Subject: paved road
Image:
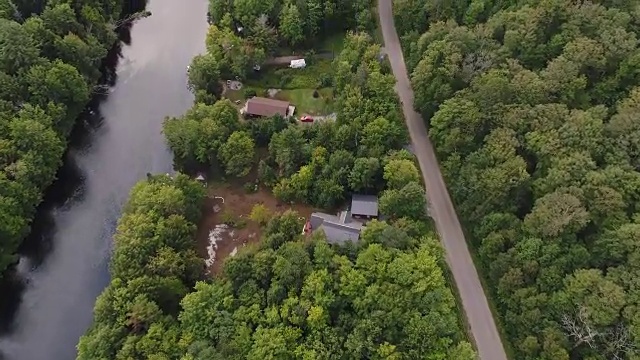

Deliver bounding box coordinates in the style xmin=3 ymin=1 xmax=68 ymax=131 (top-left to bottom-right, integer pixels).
xmin=376 ymin=1 xmax=508 ymax=359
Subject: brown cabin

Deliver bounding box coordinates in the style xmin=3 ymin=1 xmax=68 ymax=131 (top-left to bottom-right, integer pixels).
xmin=243 ymin=97 xmax=291 ymax=118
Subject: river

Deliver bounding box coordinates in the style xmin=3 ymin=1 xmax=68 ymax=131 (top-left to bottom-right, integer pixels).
xmin=0 ymin=1 xmax=209 ymax=359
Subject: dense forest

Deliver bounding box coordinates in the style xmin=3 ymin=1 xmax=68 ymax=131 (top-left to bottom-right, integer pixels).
xmin=397 ymin=0 xmax=640 ymax=358
xmin=0 ymin=0 xmax=128 ymax=278
xmin=206 ymin=0 xmax=375 ymax=48
xmin=77 ymin=174 xmax=474 ymax=359
xmin=76 ymin=174 xmax=207 ymax=359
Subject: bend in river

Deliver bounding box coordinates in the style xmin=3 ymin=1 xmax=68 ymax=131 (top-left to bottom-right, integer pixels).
xmin=0 ymin=0 xmax=209 ymax=359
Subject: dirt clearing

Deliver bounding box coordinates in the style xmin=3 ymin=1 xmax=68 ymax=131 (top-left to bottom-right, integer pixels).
xmin=195 ymin=182 xmax=314 ymax=276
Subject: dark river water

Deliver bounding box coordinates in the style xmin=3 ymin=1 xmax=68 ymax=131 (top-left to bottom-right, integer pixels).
xmin=0 ymin=1 xmax=208 ymax=359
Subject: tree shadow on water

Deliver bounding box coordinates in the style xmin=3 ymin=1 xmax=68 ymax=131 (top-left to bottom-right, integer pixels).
xmin=0 ymin=0 xmax=147 ymax=336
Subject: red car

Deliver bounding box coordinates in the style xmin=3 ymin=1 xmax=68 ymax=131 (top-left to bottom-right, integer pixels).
xmin=300 ymin=115 xmax=314 ymax=122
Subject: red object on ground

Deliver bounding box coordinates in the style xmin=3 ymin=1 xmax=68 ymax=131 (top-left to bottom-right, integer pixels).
xmin=300 ymin=115 xmax=314 ymax=122
xmin=304 ymin=220 xmax=312 ymax=233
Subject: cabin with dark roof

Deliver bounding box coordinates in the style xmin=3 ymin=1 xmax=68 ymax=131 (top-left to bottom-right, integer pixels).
xmin=304 ymin=195 xmax=380 ymax=244
xmin=307 ymin=210 xmax=363 ymax=244
xmin=241 ymin=97 xmax=293 ymax=118
xmin=350 ymin=194 xmax=379 ymax=219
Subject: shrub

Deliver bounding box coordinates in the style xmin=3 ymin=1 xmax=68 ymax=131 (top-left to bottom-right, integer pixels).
xmin=318 ymin=74 xmax=333 ymax=87
xmin=304 ymin=50 xmax=316 ymax=64
xmin=278 ymin=73 xmax=293 ymax=88
xmin=244 ymin=182 xmax=258 ymax=193
xmin=243 ymin=88 xmax=257 ymax=98
xmin=221 ymin=210 xmax=236 ymax=225
xmin=250 ymin=204 xmax=272 ymax=226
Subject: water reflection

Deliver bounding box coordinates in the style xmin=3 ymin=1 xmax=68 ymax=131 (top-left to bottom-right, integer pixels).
xmin=0 ymin=0 xmax=209 ymax=358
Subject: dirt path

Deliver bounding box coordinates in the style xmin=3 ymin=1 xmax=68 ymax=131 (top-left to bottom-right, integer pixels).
xmin=376 ymin=1 xmax=509 ymax=359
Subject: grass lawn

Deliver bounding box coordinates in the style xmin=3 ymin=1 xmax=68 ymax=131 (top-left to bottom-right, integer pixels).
xmin=223 ymin=44 xmax=340 ymax=116
xmin=318 ymin=32 xmax=346 ymax=53
xmin=224 ymin=87 xmax=334 ymax=116
xmin=275 ymin=88 xmax=334 ymax=115
xmin=227 ymin=59 xmax=336 ymax=116
xmin=223 ymin=88 xmax=244 ymax=103
xmin=245 ymin=59 xmax=334 ymax=90
xmin=273 ymin=31 xmax=347 ymax=56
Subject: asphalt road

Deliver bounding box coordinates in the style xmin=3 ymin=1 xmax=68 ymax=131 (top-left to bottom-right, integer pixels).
xmin=376 ymin=1 xmax=509 ymax=359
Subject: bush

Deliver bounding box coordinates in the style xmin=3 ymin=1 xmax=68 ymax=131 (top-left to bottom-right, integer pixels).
xmin=220 ymin=210 xmax=235 ymax=225
xmin=235 ymin=216 xmax=247 ymax=229
xmin=249 ymin=203 xmax=272 ymax=226
xmin=244 ymin=182 xmax=258 ymax=193
xmin=258 ymin=160 xmax=277 ymax=187
xmin=195 ymin=90 xmax=217 ymax=105
xmin=278 ymin=73 xmax=293 ymax=88
xmin=318 ymin=73 xmax=333 ymax=87
xmin=221 ymin=210 xmax=248 ymax=228
xmin=304 ymin=50 xmax=316 ymax=64
xmin=243 ymin=88 xmax=257 ymax=98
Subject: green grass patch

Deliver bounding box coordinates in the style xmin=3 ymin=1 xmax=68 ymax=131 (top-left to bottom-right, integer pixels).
xmin=223 ymin=86 xmax=334 ymax=116
xmin=274 ymin=88 xmax=334 ymax=115
xmin=225 ymin=58 xmax=336 ymax=116
xmin=223 ymin=88 xmax=244 ymax=103
xmin=317 ymin=32 xmax=346 ymax=53
xmin=245 ymin=59 xmax=334 ymax=90
xmin=223 ymin=86 xmax=267 ymax=102
xmin=273 ymin=31 xmax=347 ymax=56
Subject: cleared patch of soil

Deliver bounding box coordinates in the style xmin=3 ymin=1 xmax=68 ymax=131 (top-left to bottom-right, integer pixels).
xmin=195 ymin=182 xmax=314 ymax=276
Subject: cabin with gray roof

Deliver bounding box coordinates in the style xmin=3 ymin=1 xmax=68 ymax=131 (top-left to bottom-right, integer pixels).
xmin=305 ymin=195 xmax=379 ymax=244
xmin=350 ymin=194 xmax=379 ymax=219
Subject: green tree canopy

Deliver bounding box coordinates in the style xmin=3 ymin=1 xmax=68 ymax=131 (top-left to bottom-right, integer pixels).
xmin=219 ymin=130 xmax=255 ymax=177
xmin=402 ymin=0 xmax=640 ymax=357
xmin=0 ymin=0 xmax=129 ymax=278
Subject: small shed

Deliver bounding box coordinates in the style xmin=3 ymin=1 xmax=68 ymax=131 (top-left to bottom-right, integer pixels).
xmin=289 ymin=59 xmax=306 ymax=68
xmin=351 ymin=194 xmax=379 ymax=219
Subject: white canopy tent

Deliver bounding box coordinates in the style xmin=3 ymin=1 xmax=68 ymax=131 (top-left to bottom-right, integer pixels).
xmin=289 ymin=59 xmax=306 ymax=68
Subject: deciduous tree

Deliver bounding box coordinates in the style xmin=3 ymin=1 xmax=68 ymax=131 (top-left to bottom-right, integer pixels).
xmin=219 ymin=131 xmax=255 ymax=177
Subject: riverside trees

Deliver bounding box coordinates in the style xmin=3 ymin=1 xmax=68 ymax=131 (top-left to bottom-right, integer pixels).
xmin=76 ymin=174 xmax=206 ymax=360
xmin=399 ymin=0 xmax=640 ymax=358
xmin=0 ymin=1 xmax=126 ymax=278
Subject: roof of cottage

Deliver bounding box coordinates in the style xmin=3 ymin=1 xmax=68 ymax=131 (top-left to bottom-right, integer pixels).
xmin=245 ymin=97 xmax=290 ymax=117
xmin=351 ymin=194 xmax=379 ymax=217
